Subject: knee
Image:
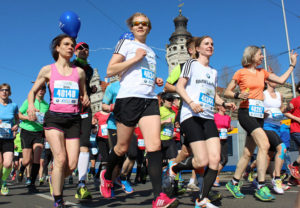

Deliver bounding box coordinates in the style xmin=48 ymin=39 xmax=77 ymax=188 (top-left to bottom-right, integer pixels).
xmin=68 ymin=159 xmax=78 ymax=172
xmin=209 ymin=153 xmax=221 ymax=166
xmin=220 ymin=155 xmax=228 ymax=167
xmin=193 ymin=156 xmax=208 ymax=169
xmin=259 ymin=142 xmax=270 ymax=153
xmin=277 ymin=143 xmax=287 ymax=160
xmin=3 ymin=161 xmax=12 ymax=169
xmin=146 ymin=140 xmax=161 ymax=152
xmin=115 ymin=144 xmax=129 ymax=156
xmin=54 ymin=154 xmax=67 ymax=168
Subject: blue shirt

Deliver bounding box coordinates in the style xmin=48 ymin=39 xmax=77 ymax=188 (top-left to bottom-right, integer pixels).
xmin=102 ymin=81 xmax=120 ymax=130
xmin=0 ymin=99 xmax=18 ymax=139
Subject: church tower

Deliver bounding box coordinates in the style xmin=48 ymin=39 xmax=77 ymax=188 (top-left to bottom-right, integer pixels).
xmin=166 ymin=9 xmax=192 ymax=75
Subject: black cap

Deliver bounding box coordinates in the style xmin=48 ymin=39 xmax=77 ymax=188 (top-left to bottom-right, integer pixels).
xmin=161 ymin=92 xmax=175 ymax=101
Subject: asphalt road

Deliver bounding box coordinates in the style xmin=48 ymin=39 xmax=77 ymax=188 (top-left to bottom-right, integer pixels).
xmin=0 ymin=174 xmax=298 ymax=208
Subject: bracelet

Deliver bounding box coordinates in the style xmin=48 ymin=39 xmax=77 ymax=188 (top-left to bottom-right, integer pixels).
xmin=110 ymin=104 xmax=114 ymax=112
xmin=222 ymin=101 xmax=226 ymax=108
xmin=234 ymin=92 xmax=240 ymax=99
xmin=188 ymin=100 xmax=194 ymax=105
xmin=290 ymin=64 xmax=295 ymax=68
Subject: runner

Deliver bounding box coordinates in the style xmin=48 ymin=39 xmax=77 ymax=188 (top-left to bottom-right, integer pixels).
xmin=100 ymin=12 xmax=178 ymax=207
xmin=26 ymin=34 xmax=90 ymax=208
xmin=11 ymin=131 xmax=22 ymax=182
xmin=170 ymin=35 xmax=236 ymax=208
xmin=72 ymin=41 xmax=97 ymax=200
xmin=0 ymin=83 xmax=19 ymax=195
xmin=18 ymin=84 xmax=49 ymax=193
xmin=224 ymin=46 xmax=298 ymax=201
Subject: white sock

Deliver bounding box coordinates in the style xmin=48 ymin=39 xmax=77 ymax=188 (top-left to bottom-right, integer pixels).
xmin=189 ymin=177 xmax=195 ymax=185
xmin=78 ymin=152 xmax=90 ymax=182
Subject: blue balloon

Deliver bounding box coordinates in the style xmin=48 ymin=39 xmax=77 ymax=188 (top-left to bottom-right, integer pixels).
xmin=119 ymin=32 xmax=134 ymax=40
xmin=59 ymin=11 xmax=81 ymax=38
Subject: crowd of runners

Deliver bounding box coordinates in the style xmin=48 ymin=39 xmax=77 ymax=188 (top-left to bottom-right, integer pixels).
xmin=0 ymin=12 xmax=299 ymax=208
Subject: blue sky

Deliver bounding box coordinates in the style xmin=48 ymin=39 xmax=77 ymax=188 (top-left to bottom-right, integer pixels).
xmin=1 ymin=0 xmax=300 ymax=107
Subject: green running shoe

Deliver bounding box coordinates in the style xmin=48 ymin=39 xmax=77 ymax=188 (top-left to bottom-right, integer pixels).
xmin=254 ymin=186 xmax=274 ymax=201
xmin=75 ymin=186 xmax=92 ymax=200
xmin=1 ymin=183 xmax=9 ymax=195
xmin=226 ymin=181 xmax=245 ymax=199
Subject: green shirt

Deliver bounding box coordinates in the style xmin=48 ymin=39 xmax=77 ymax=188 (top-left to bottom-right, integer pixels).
xmin=19 ymin=99 xmax=49 ymax=132
xmin=160 ymin=106 xmax=176 ymax=141
xmin=14 ymin=132 xmax=22 ymax=153
xmin=166 ymin=64 xmax=181 ymax=85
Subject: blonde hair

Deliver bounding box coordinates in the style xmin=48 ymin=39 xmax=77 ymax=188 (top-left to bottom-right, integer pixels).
xmin=241 ymin=46 xmax=260 ymax=67
xmin=0 ymin=83 xmax=11 ymax=96
xmin=126 ymin=12 xmax=152 ymax=31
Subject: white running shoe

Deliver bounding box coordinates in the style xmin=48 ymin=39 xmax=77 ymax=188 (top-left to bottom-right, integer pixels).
xmin=272 ymin=178 xmax=284 ymax=194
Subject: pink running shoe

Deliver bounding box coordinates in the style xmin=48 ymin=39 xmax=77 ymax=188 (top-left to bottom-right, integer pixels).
xmin=152 ymin=192 xmax=178 ymax=208
xmin=100 ymin=169 xmax=113 ymax=198
xmin=288 ymin=164 xmax=300 ymax=180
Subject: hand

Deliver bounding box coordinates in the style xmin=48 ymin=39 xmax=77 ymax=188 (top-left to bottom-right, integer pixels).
xmin=135 ymin=48 xmax=147 ymax=62
xmin=91 ymin=85 xmax=97 ymax=93
xmin=155 ymin=77 xmax=164 ymax=87
xmin=11 ymin=124 xmax=18 ymax=131
xmin=290 ymin=50 xmax=298 ymax=66
xmin=189 ymin=102 xmax=204 ymax=113
xmin=27 ymin=106 xmax=38 ymax=121
xmin=239 ymin=91 xmax=249 ymax=100
xmin=224 ymin=102 xmax=237 ymax=111
xmin=165 ymin=117 xmax=172 ymax=124
xmin=80 ymin=95 xmax=90 ymax=107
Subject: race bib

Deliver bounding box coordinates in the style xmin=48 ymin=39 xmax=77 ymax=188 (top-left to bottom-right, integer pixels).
xmin=90 ymin=134 xmax=96 ymax=142
xmin=35 ymin=112 xmax=45 ymax=124
xmin=80 ymin=113 xmax=88 ymax=119
xmin=0 ymin=123 xmax=12 ymax=138
xmin=141 ymin=68 xmax=155 ymax=86
xmin=270 ymin=108 xmax=284 ymax=120
xmin=162 ymin=123 xmax=174 ymax=137
xmin=45 ymin=141 xmax=50 ymax=149
xmin=53 ymin=80 xmax=79 ymax=105
xmin=199 ymin=92 xmax=215 ymax=111
xmin=14 ymin=152 xmax=19 ymax=156
xmin=91 ymin=147 xmax=98 ymax=155
xmin=249 ymin=99 xmax=264 ymax=118
xmin=138 ymin=139 xmax=145 ymax=147
xmin=101 ymin=124 xmax=108 ymax=136
xmin=219 ymin=128 xmax=228 ymax=139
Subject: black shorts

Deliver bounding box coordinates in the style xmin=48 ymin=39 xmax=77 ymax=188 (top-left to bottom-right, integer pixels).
xmin=181 ymin=116 xmax=219 ymax=146
xmin=175 ymin=140 xmax=182 ymax=151
xmin=97 ymin=137 xmax=109 ymax=163
xmin=220 ymin=139 xmax=228 ymax=167
xmin=44 ymin=111 xmax=81 ymax=139
xmin=265 ymin=130 xmax=283 ymax=152
xmin=238 ymin=108 xmax=264 ymax=135
xmin=80 ymin=107 xmax=92 ymax=148
xmin=13 ymin=152 xmax=22 ymax=161
xmin=114 ymin=98 xmax=160 ymax=127
xmin=0 ymin=139 xmax=14 ymax=153
xmin=20 ymin=129 xmax=44 ymax=149
xmin=161 ymin=139 xmax=178 ymax=160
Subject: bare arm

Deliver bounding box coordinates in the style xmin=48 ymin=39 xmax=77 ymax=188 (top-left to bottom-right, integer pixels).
xmin=18 ymin=111 xmax=29 ymax=121
xmin=78 ymin=67 xmax=90 ymax=107
xmin=102 ymin=103 xmax=111 ymax=113
xmin=224 ymin=79 xmax=249 ymax=100
xmin=164 ymin=82 xmax=177 ymax=93
xmin=11 ymin=113 xmax=19 ymax=132
xmin=106 ymin=48 xmax=146 ymax=77
xmin=215 ymin=93 xmax=237 ymax=111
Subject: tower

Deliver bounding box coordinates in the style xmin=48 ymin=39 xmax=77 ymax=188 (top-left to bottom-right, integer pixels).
xmin=90 ymin=68 xmax=104 ymax=115
xmin=166 ymin=9 xmax=192 ymax=75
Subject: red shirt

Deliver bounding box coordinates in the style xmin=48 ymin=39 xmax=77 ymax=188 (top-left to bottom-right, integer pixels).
xmin=172 ymin=105 xmax=180 ymax=141
xmin=93 ymin=111 xmax=110 ymax=138
xmin=289 ymin=96 xmax=300 ymax=133
xmin=214 ymin=113 xmax=231 ymax=130
xmin=135 ymin=127 xmax=145 ymax=150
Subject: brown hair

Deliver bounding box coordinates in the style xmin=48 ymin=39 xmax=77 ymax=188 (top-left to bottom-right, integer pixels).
xmin=50 ymin=34 xmax=76 ymax=61
xmin=194 ymin=35 xmax=212 ymax=59
xmin=0 ymin=83 xmax=11 ymax=96
xmin=186 ymin=37 xmax=199 ymax=55
xmin=126 ymin=12 xmax=152 ymax=31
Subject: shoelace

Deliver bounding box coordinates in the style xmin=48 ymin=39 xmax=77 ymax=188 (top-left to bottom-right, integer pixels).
xmin=276 ymin=180 xmax=282 ymax=188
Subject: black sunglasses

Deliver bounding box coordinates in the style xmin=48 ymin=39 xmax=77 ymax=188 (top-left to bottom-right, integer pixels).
xmin=77 ymin=44 xmax=89 ymax=50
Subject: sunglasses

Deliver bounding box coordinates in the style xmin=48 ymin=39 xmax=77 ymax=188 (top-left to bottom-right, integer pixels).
xmin=166 ymin=98 xmax=174 ymax=102
xmin=77 ymin=44 xmax=89 ymax=50
xmin=132 ymin=21 xmax=149 ymax=27
xmin=0 ymin=89 xmax=9 ymax=92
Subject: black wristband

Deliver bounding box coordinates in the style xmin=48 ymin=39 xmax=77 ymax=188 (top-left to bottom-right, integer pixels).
xmin=234 ymin=92 xmax=240 ymax=99
xmin=290 ymin=64 xmax=295 ymax=68
xmin=222 ymin=101 xmax=226 ymax=108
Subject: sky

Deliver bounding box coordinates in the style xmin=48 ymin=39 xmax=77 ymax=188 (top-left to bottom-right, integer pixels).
xmin=1 ymin=0 xmax=300 ymax=107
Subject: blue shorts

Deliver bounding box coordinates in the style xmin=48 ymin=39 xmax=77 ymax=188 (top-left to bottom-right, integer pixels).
xmin=291 ymin=132 xmax=300 ymax=147
xmin=263 ymin=122 xmax=280 ymax=137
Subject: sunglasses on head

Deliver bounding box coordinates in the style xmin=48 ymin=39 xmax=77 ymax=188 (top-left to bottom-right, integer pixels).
xmin=132 ymin=21 xmax=149 ymax=27
xmin=77 ymin=44 xmax=89 ymax=50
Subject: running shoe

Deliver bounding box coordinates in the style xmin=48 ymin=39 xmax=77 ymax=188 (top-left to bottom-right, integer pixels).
xmin=280 ymin=172 xmax=288 ymax=182
xmin=176 ymin=182 xmax=186 ymax=195
xmin=272 ymin=178 xmax=284 ymax=194
xmin=247 ymin=170 xmax=255 ymax=182
xmin=49 ymin=176 xmax=53 ymax=196
xmin=17 ymin=171 xmax=24 ymax=183
xmin=187 ymin=183 xmax=200 ymax=192
xmin=213 ymin=176 xmax=220 ymax=187
xmin=287 ymin=176 xmax=300 ymax=186
xmin=195 ymin=198 xmax=218 ymax=208
xmin=11 ymin=172 xmax=17 ymax=181
xmin=53 ymin=199 xmax=65 ymax=208
xmin=100 ymin=169 xmax=113 ymax=198
xmin=168 ymin=161 xmax=177 ymax=179
xmin=254 ymin=186 xmax=274 ymax=201
xmin=282 ymin=183 xmax=291 ymax=191
xmin=39 ymin=177 xmax=45 ymax=186
xmin=26 ymin=178 xmax=32 ymax=185
xmin=1 ymin=183 xmax=9 ymax=195
xmin=75 ymin=185 xmax=92 ymax=199
xmin=225 ymin=181 xmax=245 ymax=199
xmin=114 ymin=177 xmax=122 ymax=187
xmin=252 ymin=178 xmax=258 ymax=189
xmin=288 ymin=164 xmax=300 ymax=180
xmin=121 ymin=180 xmax=134 ymax=194
xmin=208 ymin=190 xmax=223 ymax=202
xmin=27 ymin=184 xmax=39 ymax=194
xmin=152 ymin=192 xmax=178 ymax=208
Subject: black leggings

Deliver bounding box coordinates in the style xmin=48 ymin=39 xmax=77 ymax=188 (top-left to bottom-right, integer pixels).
xmin=43 ymin=149 xmax=53 ymax=176
xmin=220 ymin=140 xmax=228 ymax=167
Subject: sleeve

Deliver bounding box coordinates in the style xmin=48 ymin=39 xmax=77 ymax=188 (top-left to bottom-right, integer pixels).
xmin=14 ymin=104 xmax=19 ymax=116
xmin=102 ymin=85 xmax=113 ymax=105
xmin=19 ymin=100 xmax=28 ymax=114
xmin=263 ymin=69 xmax=270 ymax=80
xmin=180 ymin=59 xmax=194 ymax=79
xmin=113 ymin=39 xmax=129 ymax=57
xmin=232 ymin=70 xmax=240 ymax=84
xmin=166 ymin=64 xmax=181 ymax=84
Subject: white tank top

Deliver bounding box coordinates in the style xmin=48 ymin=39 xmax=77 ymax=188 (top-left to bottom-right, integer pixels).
xmin=263 ymin=90 xmax=283 ymax=126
